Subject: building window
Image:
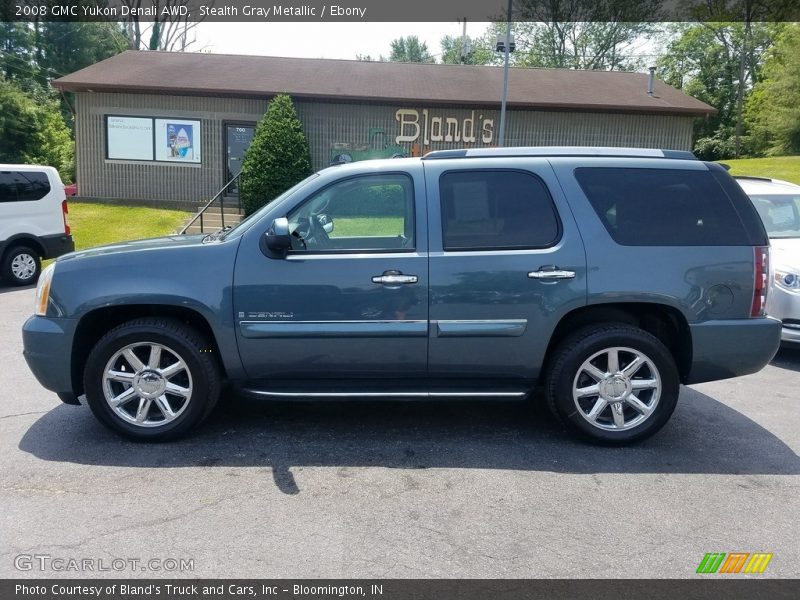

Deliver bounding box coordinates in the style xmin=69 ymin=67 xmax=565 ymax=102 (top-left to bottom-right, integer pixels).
xmin=105 ymin=115 xmax=201 ymax=164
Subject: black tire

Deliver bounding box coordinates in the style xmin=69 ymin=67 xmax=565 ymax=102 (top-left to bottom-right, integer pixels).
xmin=83 ymin=318 xmax=221 ymax=442
xmin=544 ymin=324 xmax=679 ymax=445
xmin=1 ymin=245 xmax=41 ymax=286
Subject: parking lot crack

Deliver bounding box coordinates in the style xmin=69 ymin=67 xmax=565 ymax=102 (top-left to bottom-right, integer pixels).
xmin=4 ymin=493 xmax=240 ymax=556
xmin=0 ymin=410 xmax=48 ymax=420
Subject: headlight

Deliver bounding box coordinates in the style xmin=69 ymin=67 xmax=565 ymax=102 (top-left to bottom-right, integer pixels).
xmin=774 ymin=268 xmax=800 ymax=292
xmin=34 ymin=263 xmax=55 ymax=316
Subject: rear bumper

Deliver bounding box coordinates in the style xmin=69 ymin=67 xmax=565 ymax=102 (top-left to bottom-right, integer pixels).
xmin=40 ymin=234 xmax=74 ymax=259
xmin=686 ymin=317 xmax=782 ymax=384
xmin=22 ymin=315 xmax=78 ymax=394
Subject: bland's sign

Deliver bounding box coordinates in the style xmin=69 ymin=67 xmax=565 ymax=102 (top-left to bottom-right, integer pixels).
xmin=395 ymin=109 xmax=495 ymax=146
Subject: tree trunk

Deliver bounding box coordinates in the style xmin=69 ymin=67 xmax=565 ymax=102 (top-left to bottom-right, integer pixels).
xmin=735 ymin=3 xmax=753 ymax=157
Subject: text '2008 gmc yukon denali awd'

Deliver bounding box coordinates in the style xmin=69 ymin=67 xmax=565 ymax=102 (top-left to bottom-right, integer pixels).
xmin=22 ymin=147 xmax=781 ymax=444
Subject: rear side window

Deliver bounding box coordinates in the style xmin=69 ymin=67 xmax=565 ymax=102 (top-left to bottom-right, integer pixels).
xmin=574 ymin=167 xmax=750 ymax=246
xmin=440 ymin=170 xmax=560 ymax=251
xmin=0 ymin=171 xmax=51 ymax=203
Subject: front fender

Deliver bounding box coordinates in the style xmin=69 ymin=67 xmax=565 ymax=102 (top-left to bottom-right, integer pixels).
xmin=48 ymin=237 xmax=245 ymax=380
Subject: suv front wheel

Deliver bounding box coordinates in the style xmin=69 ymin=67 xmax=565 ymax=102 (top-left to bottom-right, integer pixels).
xmin=83 ymin=318 xmax=221 ymax=441
xmin=544 ymin=324 xmax=679 ymax=444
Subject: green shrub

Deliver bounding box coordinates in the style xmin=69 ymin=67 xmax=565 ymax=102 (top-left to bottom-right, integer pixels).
xmin=0 ymin=78 xmax=73 ymax=182
xmin=239 ymin=94 xmax=312 ymax=215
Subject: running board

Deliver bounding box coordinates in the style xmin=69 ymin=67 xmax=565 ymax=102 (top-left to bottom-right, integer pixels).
xmin=238 ymin=380 xmax=531 ymax=400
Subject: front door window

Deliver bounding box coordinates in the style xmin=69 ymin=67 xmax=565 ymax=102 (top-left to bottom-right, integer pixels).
xmin=286 ymin=174 xmax=415 ymax=252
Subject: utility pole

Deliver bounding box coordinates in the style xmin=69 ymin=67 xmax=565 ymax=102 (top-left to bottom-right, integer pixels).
xmin=498 ymin=0 xmax=513 ymax=147
xmin=460 ymin=18 xmax=468 ymax=64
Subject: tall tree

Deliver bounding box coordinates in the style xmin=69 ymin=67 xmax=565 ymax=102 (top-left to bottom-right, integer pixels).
xmin=0 ymin=23 xmax=36 ymax=87
xmin=0 ymin=21 xmax=126 ymax=127
xmin=36 ymin=22 xmax=127 ymax=81
xmin=439 ymin=34 xmax=495 ymax=65
xmin=670 ymin=0 xmax=787 ymax=156
xmin=120 ymin=0 xmax=212 ymax=51
xmin=0 ymin=78 xmax=73 ymax=181
xmin=508 ymin=0 xmax=662 ymax=71
xmin=388 ymin=36 xmax=435 ymax=63
xmin=745 ymin=24 xmax=800 ymax=155
xmin=657 ymin=21 xmax=780 ymax=159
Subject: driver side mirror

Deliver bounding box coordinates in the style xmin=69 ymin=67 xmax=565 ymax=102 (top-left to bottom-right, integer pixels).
xmin=263 ymin=217 xmax=292 ymax=253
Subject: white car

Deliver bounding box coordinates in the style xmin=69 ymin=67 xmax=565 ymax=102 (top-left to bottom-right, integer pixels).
xmin=737 ymin=176 xmax=800 ymax=344
xmin=0 ymin=165 xmax=74 ymax=286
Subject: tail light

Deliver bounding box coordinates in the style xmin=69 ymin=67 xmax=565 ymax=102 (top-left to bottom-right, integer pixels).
xmin=751 ymin=246 xmax=769 ymax=317
xmin=62 ymin=200 xmax=70 ymax=235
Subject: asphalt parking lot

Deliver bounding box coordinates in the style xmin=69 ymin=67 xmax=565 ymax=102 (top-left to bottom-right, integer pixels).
xmin=1 ymin=284 xmax=798 ymax=579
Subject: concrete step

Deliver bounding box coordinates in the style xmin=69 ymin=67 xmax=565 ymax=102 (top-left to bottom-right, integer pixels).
xmin=195 ymin=204 xmax=244 ymax=216
xmin=178 ymin=198 xmax=246 ymax=235
xmin=188 ymin=213 xmax=244 ymax=224
xmin=179 ymin=215 xmax=243 ymax=235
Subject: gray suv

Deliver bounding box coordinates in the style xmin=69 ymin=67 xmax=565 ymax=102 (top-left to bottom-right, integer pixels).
xmin=22 ymin=147 xmax=781 ymax=444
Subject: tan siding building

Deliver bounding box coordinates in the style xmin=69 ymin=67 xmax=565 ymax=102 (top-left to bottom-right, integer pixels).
xmin=56 ymin=51 xmax=714 ymax=207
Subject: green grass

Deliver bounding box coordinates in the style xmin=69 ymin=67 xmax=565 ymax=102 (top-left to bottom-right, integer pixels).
xmin=718 ymin=156 xmax=800 ymax=184
xmin=43 ymin=202 xmax=190 ymax=267
xmin=67 ymin=202 xmax=191 ymax=251
xmin=332 ymin=216 xmax=404 ymax=237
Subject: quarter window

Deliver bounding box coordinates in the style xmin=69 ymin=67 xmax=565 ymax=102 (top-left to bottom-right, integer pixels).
xmin=575 ymin=167 xmax=750 ymax=246
xmin=439 ymin=170 xmax=560 ymax=251
xmin=0 ymin=171 xmax=51 ymax=203
xmin=287 ymin=174 xmax=415 ymax=252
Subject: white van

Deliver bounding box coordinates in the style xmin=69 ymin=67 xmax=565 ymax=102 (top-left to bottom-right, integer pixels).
xmin=0 ymin=165 xmax=74 ymax=286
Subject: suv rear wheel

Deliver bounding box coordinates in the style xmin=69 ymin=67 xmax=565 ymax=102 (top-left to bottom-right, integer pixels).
xmin=544 ymin=324 xmax=679 ymax=444
xmin=2 ymin=245 xmax=41 ymax=286
xmin=83 ymin=318 xmax=221 ymax=441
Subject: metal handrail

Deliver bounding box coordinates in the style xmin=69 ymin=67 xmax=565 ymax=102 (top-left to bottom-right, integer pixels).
xmin=180 ymin=173 xmax=242 ymax=235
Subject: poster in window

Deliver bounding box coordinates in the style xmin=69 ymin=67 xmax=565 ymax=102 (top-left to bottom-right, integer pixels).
xmin=106 ymin=116 xmax=154 ymax=161
xmin=155 ymin=119 xmax=201 ymax=163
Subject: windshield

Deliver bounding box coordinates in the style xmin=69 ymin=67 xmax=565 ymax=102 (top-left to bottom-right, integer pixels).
xmin=749 ymin=194 xmax=800 ymax=239
xmin=219 ymin=173 xmax=320 ymax=240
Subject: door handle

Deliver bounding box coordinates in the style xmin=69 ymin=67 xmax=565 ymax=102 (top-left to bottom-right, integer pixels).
xmin=528 ymin=268 xmax=576 ymax=280
xmin=372 ymin=273 xmax=418 ymax=285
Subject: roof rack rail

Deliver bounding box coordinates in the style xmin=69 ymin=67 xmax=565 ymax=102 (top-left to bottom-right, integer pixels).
xmin=422 ymin=146 xmax=697 ymax=161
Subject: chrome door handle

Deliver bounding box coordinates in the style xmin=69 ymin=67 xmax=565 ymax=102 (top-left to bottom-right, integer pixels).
xmin=528 ymin=269 xmax=576 ymax=280
xmin=372 ymin=274 xmax=418 ymax=285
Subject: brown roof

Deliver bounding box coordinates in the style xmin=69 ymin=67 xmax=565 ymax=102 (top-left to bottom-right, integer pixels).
xmin=53 ymin=50 xmax=715 ymax=116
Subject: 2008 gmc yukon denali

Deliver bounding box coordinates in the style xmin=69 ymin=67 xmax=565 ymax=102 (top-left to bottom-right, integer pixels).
xmin=22 ymin=147 xmax=781 ymax=444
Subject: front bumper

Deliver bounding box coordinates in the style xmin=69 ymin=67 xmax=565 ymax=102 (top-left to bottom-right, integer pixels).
xmin=22 ymin=315 xmax=78 ymax=394
xmin=686 ymin=317 xmax=782 ymax=384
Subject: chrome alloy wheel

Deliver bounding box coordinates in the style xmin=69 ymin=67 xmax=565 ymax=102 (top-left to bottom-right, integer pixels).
xmin=11 ymin=253 xmax=37 ymax=280
xmin=102 ymin=342 xmax=193 ymax=428
xmin=572 ymin=346 xmax=661 ymax=431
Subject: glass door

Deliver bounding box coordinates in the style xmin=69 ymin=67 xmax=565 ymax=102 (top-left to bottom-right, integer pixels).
xmin=226 ymin=124 xmax=256 ymax=194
